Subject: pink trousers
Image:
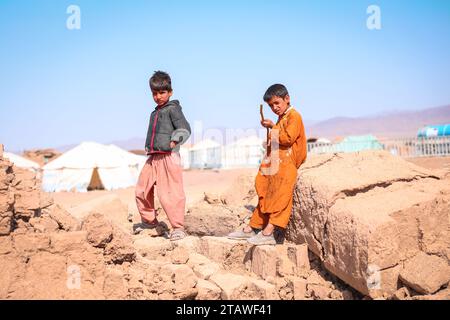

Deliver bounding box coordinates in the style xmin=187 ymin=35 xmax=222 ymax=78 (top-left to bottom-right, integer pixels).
xmin=135 ymin=152 xmax=185 ymax=229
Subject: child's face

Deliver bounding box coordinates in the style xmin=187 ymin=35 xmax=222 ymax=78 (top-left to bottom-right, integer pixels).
xmin=267 ymin=95 xmax=290 ymax=116
xmin=152 ymin=90 xmax=173 ymax=107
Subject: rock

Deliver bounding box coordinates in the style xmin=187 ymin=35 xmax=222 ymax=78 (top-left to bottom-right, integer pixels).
xmin=12 ymin=233 xmax=51 ymax=256
xmin=286 ymin=151 xmax=450 ymax=298
xmin=29 ymin=216 xmax=60 ymax=233
xmin=82 ymin=212 xmax=114 ymax=248
xmin=308 ymin=284 xmax=332 ymax=300
xmin=175 ymin=236 xmax=201 ymax=253
xmin=134 ymin=236 xmax=174 ymax=261
xmin=0 ymin=210 xmax=14 ymax=236
xmin=187 ymin=253 xmax=213 ymax=268
xmin=411 ymin=287 xmax=450 ymax=300
xmin=12 ymin=219 xmax=33 ymax=234
xmin=0 ymin=190 xmax=14 ymax=235
xmin=12 ymin=251 xmax=69 ymax=299
xmin=39 ymin=191 xmax=53 ymax=209
xmin=64 ymin=249 xmax=107 ymax=299
xmin=171 ymin=246 xmax=189 ymax=264
xmin=193 ymin=262 xmax=221 ymax=280
xmin=45 ymin=204 xmax=80 ymax=231
xmin=200 ymin=236 xmax=253 ymax=272
xmin=399 ymin=252 xmax=450 ymax=295
xmin=0 ymin=254 xmax=26 ymax=298
xmin=185 ymin=203 xmax=240 ymax=236
xmin=389 ymin=287 xmax=411 ymax=300
xmin=306 ymin=270 xmax=328 ymax=285
xmin=342 ymin=289 xmax=354 ymax=300
xmin=293 ymin=279 xmax=307 ymax=300
xmin=203 ymin=192 xmax=225 ymax=205
xmin=12 ymin=169 xmax=41 ymax=219
xmin=248 ymin=278 xmax=279 ymax=300
xmin=209 ymin=272 xmax=277 ymax=300
xmin=103 ymin=267 xmax=128 ymax=299
xmin=251 ymin=243 xmax=310 ymax=280
xmin=0 ymin=236 xmax=13 ymax=255
xmin=330 ymin=289 xmax=344 ymax=300
xmin=104 ymin=227 xmax=136 ymax=264
xmin=155 ymin=264 xmax=198 ymax=300
xmin=210 ymin=272 xmax=249 ymax=300
xmin=275 ymin=278 xmax=294 ymax=300
xmin=49 ymin=231 xmax=88 ymax=254
xmin=196 ymin=279 xmax=222 ymax=300
xmin=250 ymin=246 xmax=277 ymax=279
xmin=0 ymin=156 xmax=137 ymax=300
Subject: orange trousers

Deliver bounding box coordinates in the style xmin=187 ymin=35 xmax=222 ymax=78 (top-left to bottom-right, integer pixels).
xmin=249 ymin=154 xmax=298 ymax=229
xmin=135 ymin=152 xmax=185 ymax=229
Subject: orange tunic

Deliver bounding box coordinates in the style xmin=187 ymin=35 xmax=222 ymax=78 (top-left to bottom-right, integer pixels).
xmin=249 ymin=107 xmax=307 ymax=229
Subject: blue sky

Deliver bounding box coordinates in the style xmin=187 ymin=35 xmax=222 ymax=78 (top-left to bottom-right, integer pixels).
xmin=1 ymin=0 xmax=450 ymax=151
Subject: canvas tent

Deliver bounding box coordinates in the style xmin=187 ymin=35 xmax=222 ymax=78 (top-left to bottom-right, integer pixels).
xmin=189 ymin=139 xmax=222 ymax=169
xmin=42 ymin=142 xmax=147 ymax=192
xmin=3 ymin=152 xmax=40 ymax=172
xmin=222 ymin=136 xmax=264 ymax=169
xmin=179 ymin=145 xmax=191 ymax=170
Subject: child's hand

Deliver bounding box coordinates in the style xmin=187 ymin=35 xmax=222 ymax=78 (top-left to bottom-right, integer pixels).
xmin=170 ymin=141 xmax=177 ymax=149
xmin=261 ymin=119 xmax=274 ymax=129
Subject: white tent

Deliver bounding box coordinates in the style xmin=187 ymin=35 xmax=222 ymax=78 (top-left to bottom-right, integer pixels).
xmin=189 ymin=139 xmax=222 ymax=169
xmin=3 ymin=152 xmax=40 ymax=172
xmin=222 ymin=136 xmax=264 ymax=169
xmin=42 ymin=142 xmax=147 ymax=192
xmin=178 ymin=145 xmax=191 ymax=170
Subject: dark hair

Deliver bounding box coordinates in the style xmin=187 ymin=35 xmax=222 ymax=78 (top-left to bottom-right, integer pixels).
xmin=263 ymin=84 xmax=289 ymax=102
xmin=149 ymin=71 xmax=172 ymax=92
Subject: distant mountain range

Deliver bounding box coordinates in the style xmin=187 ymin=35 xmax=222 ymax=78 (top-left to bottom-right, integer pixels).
xmin=50 ymin=105 xmax=450 ymax=152
xmin=306 ymin=105 xmax=450 ymax=139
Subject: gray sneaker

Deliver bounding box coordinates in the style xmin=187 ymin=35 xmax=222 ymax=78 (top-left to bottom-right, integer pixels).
xmin=227 ymin=229 xmax=257 ymax=240
xmin=247 ymin=232 xmax=276 ymax=246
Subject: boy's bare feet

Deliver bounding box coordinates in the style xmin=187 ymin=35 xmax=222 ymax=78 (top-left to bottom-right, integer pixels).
xmin=262 ymin=223 xmax=275 ymax=236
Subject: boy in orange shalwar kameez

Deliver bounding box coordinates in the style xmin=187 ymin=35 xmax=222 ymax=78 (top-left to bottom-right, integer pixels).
xmin=228 ymin=84 xmax=307 ymax=245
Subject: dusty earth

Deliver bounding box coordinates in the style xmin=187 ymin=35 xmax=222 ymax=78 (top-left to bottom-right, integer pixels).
xmin=406 ymin=156 xmax=450 ymax=171
xmin=1 ymin=146 xmax=449 ymax=300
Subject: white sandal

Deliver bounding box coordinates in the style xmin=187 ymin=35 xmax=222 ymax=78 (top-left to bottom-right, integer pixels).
xmin=170 ymin=229 xmax=187 ymax=241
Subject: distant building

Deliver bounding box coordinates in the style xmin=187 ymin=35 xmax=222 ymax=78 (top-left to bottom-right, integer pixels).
xmin=222 ymin=135 xmax=264 ymax=169
xmin=188 ymin=139 xmax=222 ymax=169
xmin=417 ymin=124 xmax=450 ymax=138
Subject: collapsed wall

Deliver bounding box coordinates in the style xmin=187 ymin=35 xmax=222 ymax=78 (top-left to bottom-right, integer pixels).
xmin=287 ymin=151 xmax=450 ymax=298
xmin=2 ymin=144 xmax=448 ymax=300
xmin=0 ymin=146 xmax=351 ymax=300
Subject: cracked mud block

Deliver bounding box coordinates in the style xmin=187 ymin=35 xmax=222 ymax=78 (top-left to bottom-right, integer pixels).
xmin=286 ymin=151 xmax=450 ymax=298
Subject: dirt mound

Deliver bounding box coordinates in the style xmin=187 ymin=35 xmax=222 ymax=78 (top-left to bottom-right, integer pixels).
xmin=287 ymin=151 xmax=450 ymax=299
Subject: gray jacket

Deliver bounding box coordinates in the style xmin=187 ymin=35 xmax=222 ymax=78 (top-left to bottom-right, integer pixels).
xmin=145 ymin=100 xmax=191 ymax=154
